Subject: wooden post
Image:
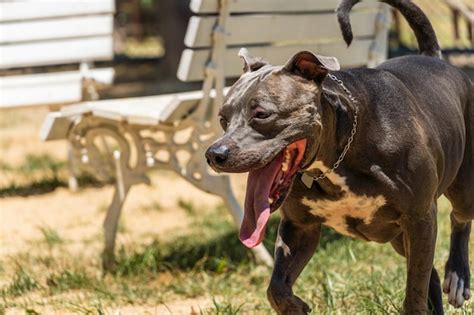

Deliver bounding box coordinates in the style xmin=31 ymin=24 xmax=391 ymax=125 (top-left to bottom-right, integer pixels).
xmin=368 ymin=3 xmax=392 ymax=68
xmin=452 ymin=8 xmax=460 ymax=40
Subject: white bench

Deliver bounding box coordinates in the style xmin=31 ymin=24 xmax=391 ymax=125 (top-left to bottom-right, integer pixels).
xmin=41 ymin=0 xmax=391 ymax=270
xmin=0 ymin=0 xmax=115 ymax=108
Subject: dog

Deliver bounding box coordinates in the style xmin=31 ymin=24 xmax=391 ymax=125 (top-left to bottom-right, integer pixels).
xmin=205 ymin=0 xmax=473 ymax=313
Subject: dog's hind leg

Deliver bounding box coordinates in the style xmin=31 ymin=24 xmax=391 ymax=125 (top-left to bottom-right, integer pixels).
xmin=267 ymin=217 xmax=321 ymax=315
xmin=443 ymin=95 xmax=473 ymax=308
xmin=391 ymin=234 xmax=444 ymax=315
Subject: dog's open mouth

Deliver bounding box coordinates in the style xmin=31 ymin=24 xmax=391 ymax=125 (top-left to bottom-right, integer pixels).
xmin=240 ymin=139 xmax=307 ymax=248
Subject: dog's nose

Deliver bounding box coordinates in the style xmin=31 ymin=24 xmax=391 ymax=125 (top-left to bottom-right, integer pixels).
xmin=206 ymin=145 xmax=230 ymax=166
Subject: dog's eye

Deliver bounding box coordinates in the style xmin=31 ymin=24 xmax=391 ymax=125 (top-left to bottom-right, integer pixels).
xmin=254 ymin=111 xmax=271 ymax=120
xmin=219 ymin=116 xmax=228 ymax=130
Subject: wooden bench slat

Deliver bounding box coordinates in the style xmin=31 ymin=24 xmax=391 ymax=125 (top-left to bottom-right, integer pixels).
xmin=0 ymin=15 xmax=113 ymax=44
xmin=1 ymin=71 xmax=81 ymax=108
xmin=178 ymin=39 xmax=374 ymax=82
xmin=40 ymin=87 xmax=231 ymax=140
xmin=89 ymin=91 xmax=211 ymax=125
xmin=40 ymin=91 xmax=204 ymax=141
xmin=185 ymin=11 xmax=377 ymax=48
xmin=0 ymin=68 xmax=114 ymax=108
xmin=190 ymin=0 xmax=378 ymax=14
xmin=40 ymin=112 xmax=74 ymax=141
xmin=0 ymin=0 xmax=114 ymax=22
xmin=0 ymin=36 xmax=113 ymax=69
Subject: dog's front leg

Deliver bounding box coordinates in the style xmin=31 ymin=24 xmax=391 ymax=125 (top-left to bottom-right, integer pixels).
xmin=402 ymin=203 xmax=438 ymax=315
xmin=267 ymin=216 xmax=321 ymax=315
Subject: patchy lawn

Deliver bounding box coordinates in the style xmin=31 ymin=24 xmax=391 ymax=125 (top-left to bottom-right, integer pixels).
xmin=1 ymin=109 xmax=473 ymax=315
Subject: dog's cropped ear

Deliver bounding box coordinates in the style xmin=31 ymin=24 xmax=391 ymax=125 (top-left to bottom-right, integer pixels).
xmin=284 ymin=51 xmax=340 ymax=83
xmin=238 ymin=48 xmax=269 ymax=73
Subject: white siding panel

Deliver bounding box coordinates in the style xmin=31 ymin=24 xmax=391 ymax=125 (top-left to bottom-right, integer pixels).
xmin=0 ymin=0 xmax=114 ymax=22
xmin=0 ymin=15 xmax=113 ymax=44
xmin=190 ymin=0 xmax=378 ymax=14
xmin=0 ymin=36 xmax=113 ymax=68
xmin=178 ymin=39 xmax=373 ymax=81
xmin=185 ymin=11 xmax=377 ymax=48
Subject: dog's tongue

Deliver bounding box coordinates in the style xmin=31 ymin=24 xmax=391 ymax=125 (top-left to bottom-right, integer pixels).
xmin=240 ymin=153 xmax=283 ymax=248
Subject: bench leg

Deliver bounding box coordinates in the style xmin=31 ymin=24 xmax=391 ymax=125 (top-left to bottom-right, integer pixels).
xmin=67 ymin=144 xmax=79 ymax=192
xmin=102 ymin=151 xmax=131 ymax=272
xmin=220 ymin=179 xmax=274 ymax=267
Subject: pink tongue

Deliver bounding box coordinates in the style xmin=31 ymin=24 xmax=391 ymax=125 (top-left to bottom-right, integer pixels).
xmin=240 ymin=153 xmax=283 ymax=248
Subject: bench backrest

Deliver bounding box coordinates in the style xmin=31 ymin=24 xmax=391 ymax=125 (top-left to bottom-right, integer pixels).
xmin=0 ymin=0 xmax=115 ymax=108
xmin=0 ymin=0 xmax=114 ymax=69
xmin=178 ymin=0 xmax=390 ymax=82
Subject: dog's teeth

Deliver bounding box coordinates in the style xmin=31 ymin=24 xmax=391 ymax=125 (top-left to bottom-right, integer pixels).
xmin=281 ymin=162 xmax=289 ymax=172
xmin=268 ymin=198 xmax=274 ymax=204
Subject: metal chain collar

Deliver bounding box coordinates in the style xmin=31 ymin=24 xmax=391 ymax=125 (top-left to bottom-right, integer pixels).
xmin=303 ymin=73 xmax=359 ymax=183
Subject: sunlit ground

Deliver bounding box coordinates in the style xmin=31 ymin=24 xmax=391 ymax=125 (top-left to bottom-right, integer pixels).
xmin=1 ymin=108 xmax=473 ymax=314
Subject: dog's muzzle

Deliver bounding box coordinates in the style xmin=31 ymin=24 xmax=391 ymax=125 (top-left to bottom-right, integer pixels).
xmin=205 ymin=144 xmax=230 ymax=168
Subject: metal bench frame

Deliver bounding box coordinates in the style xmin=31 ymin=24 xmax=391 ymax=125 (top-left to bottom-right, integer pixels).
xmin=41 ymin=0 xmax=392 ymax=271
xmin=56 ymin=0 xmax=273 ymax=270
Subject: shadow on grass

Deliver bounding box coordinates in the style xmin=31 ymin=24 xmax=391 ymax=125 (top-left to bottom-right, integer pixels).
xmin=0 ymin=153 xmax=108 ymax=198
xmin=0 ymin=175 xmax=109 ymax=198
xmin=115 ymin=216 xmax=342 ymax=276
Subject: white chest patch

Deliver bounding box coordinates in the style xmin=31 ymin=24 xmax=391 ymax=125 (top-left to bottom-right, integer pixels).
xmin=302 ymin=161 xmax=386 ymax=237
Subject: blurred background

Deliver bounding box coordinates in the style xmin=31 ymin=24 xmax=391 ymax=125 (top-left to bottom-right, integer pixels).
xmin=90 ymin=0 xmax=474 ymax=97
xmin=0 ymin=0 xmax=473 ymax=314
xmin=108 ymin=0 xmax=474 ymax=96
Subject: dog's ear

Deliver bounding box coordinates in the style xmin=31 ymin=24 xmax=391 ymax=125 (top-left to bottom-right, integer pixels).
xmin=238 ymin=48 xmax=269 ymax=73
xmin=284 ymin=51 xmax=340 ymax=83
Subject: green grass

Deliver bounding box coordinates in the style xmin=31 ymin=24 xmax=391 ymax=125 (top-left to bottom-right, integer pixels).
xmin=206 ymin=298 xmax=246 ymax=315
xmin=18 ymin=154 xmax=65 ymax=175
xmin=1 ymin=269 xmax=39 ymax=297
xmin=139 ymin=200 xmax=164 ymax=213
xmin=38 ymin=226 xmax=64 ymax=247
xmin=117 ymin=219 xmax=128 ymax=234
xmin=178 ymin=198 xmax=198 ymax=215
xmin=46 ymin=270 xmax=95 ymax=294
xmin=24 ymin=308 xmax=41 ymax=315
xmin=0 ymin=153 xmax=103 ymax=197
xmin=1 ymin=199 xmax=473 ymax=314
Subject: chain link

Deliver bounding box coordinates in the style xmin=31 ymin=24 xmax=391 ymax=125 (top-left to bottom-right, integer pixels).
xmin=307 ymin=73 xmax=359 ymax=181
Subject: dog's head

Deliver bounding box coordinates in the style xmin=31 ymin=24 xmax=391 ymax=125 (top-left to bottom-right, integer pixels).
xmin=205 ymin=49 xmax=340 ymax=247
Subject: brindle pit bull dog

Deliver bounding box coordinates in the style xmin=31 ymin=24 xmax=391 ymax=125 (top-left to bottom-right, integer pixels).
xmin=205 ymin=0 xmax=473 ymax=313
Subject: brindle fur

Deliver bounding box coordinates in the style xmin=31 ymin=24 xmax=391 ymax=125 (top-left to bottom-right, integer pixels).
xmin=205 ymin=0 xmax=473 ymax=314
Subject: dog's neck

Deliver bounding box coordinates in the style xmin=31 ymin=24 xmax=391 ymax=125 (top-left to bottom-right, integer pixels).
xmin=304 ymin=78 xmax=358 ymax=174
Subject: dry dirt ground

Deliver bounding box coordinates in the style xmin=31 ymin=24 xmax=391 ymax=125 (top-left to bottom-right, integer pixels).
xmin=0 ymin=108 xmax=249 ymax=314
xmin=1 ymin=108 xmax=473 ymax=315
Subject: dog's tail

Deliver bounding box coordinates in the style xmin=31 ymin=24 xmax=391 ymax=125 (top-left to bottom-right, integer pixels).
xmin=337 ymin=0 xmax=441 ymax=58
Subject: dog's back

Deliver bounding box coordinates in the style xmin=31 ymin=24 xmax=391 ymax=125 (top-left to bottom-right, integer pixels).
xmin=337 ymin=0 xmax=473 ymax=194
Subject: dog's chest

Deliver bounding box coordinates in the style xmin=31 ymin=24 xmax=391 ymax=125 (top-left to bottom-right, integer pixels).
xmin=301 ymin=161 xmax=386 ymax=238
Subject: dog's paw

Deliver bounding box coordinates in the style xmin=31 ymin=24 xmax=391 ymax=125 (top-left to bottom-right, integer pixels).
xmin=278 ymin=295 xmax=311 ymax=315
xmin=443 ymin=271 xmax=471 ymax=308
xmin=268 ymin=288 xmax=311 ymax=315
